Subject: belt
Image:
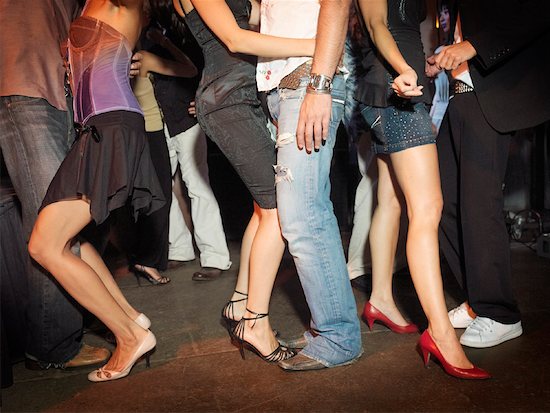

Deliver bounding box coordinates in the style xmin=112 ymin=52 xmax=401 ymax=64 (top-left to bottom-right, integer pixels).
xmin=279 ymin=60 xmax=313 ymax=90
xmin=451 ymin=80 xmax=474 ymax=94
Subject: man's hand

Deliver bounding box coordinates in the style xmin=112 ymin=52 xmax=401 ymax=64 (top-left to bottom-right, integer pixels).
xmin=130 ymin=52 xmax=143 ymax=78
xmin=432 ymin=41 xmax=477 ymax=71
xmin=296 ymin=93 xmax=332 ymax=152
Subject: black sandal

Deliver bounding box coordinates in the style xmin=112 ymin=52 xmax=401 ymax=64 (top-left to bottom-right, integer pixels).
xmin=233 ymin=308 xmax=297 ymax=363
xmin=132 ymin=265 xmax=171 ymax=286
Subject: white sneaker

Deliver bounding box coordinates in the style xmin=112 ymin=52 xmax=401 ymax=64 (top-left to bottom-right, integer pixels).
xmin=460 ymin=317 xmax=523 ymax=348
xmin=448 ymin=302 xmax=475 ymax=328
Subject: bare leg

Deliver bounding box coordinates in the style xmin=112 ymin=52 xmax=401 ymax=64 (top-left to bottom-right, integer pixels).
xmin=368 ymin=156 xmax=410 ymax=326
xmin=29 ymin=200 xmax=150 ymax=372
xmin=241 ymin=203 xmax=286 ymax=355
xmin=80 ymin=242 xmax=142 ymax=321
xmin=390 ymin=144 xmax=472 ymax=369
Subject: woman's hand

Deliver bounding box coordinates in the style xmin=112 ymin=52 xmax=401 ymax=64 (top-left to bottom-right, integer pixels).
xmin=391 ymin=68 xmax=423 ymax=98
xmin=188 ymin=101 xmax=197 ymax=117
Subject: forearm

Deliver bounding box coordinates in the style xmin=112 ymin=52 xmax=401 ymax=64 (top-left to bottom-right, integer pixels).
xmin=368 ymin=21 xmax=412 ymax=74
xmin=310 ymin=0 xmax=351 ymax=77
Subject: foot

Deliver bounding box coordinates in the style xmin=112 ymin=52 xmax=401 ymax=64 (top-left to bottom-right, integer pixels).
xmin=429 ymin=327 xmax=474 ymax=370
xmin=88 ymin=330 xmax=155 ymax=382
xmin=239 ymin=314 xmax=281 ymax=357
xmin=367 ymin=298 xmax=411 ymax=328
xmin=278 ymin=353 xmax=326 ymax=371
xmin=134 ymin=265 xmax=171 ymax=285
xmin=460 ymin=317 xmax=522 ymax=348
xmin=448 ymin=302 xmax=476 ymax=329
xmin=192 ymin=267 xmax=223 ymax=281
xmin=25 ymin=344 xmax=111 ymax=371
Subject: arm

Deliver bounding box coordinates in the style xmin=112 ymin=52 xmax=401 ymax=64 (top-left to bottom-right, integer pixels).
xmin=135 ymin=50 xmax=198 ymax=78
xmin=248 ymin=0 xmax=260 ymax=31
xmin=358 ymin=0 xmax=422 ymax=96
xmin=145 ymin=27 xmax=198 ymax=74
xmin=180 ymin=0 xmax=315 ymax=58
xmin=296 ymin=0 xmax=351 ymax=152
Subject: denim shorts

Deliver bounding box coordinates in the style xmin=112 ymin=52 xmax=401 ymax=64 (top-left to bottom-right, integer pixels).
xmin=360 ymin=101 xmax=435 ymax=154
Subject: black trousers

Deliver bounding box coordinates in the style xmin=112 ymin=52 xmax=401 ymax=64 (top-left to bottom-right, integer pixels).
xmin=131 ymin=130 xmax=172 ymax=271
xmin=437 ymin=92 xmax=521 ymax=324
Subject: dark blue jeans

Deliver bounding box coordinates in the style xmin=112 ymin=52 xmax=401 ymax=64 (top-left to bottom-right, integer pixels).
xmin=0 ymin=96 xmax=82 ymax=364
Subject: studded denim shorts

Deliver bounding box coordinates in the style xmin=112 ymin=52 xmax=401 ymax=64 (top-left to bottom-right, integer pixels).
xmin=360 ymin=101 xmax=435 ymax=154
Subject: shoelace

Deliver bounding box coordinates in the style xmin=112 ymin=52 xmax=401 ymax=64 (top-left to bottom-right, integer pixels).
xmin=468 ymin=317 xmax=494 ymax=333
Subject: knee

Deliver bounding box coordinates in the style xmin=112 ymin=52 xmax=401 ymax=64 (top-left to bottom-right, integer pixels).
xmin=377 ymin=193 xmax=402 ymax=218
xmin=408 ymin=196 xmax=443 ymax=226
xmin=28 ymin=229 xmax=49 ymax=266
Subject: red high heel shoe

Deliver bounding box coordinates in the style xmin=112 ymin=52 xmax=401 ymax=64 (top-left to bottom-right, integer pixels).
xmin=418 ymin=330 xmax=491 ymax=380
xmin=362 ymin=302 xmax=419 ymax=334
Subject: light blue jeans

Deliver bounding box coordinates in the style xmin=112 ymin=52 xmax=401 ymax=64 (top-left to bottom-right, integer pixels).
xmin=268 ymin=76 xmax=362 ymax=367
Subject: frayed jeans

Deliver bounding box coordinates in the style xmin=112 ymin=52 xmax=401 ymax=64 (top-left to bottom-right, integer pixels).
xmin=267 ymin=76 xmax=362 ymax=366
xmin=0 ymin=96 xmax=82 ymax=364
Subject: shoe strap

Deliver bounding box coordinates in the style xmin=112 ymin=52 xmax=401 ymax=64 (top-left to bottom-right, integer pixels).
xmin=242 ymin=308 xmax=268 ymax=328
xmin=222 ymin=290 xmax=248 ymax=321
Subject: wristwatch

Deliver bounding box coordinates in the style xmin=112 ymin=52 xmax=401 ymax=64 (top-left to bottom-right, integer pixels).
xmin=306 ymin=73 xmax=333 ymax=95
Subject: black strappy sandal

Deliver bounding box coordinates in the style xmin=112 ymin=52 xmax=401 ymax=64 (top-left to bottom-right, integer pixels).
xmin=233 ymin=308 xmax=297 ymax=363
xmin=132 ymin=265 xmax=171 ymax=286
xmin=221 ymin=290 xmax=248 ymax=336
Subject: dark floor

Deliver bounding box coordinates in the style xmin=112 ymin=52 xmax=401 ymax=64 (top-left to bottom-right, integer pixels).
xmin=2 ymin=238 xmax=550 ymax=412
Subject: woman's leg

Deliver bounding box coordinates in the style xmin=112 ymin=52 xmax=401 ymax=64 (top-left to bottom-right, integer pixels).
xmin=368 ymin=155 xmax=410 ymax=326
xmin=239 ymin=203 xmax=285 ymax=355
xmin=29 ymin=199 xmax=150 ymax=372
xmin=79 ymin=242 xmax=142 ymax=321
xmin=390 ymin=144 xmax=473 ymax=368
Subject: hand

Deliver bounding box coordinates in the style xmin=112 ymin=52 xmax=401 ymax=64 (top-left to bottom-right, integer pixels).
xmin=391 ymin=68 xmax=423 ymax=98
xmin=433 ymin=41 xmax=477 ymax=71
xmin=296 ymin=92 xmax=332 ymax=152
xmin=425 ymin=56 xmax=442 ymax=78
xmin=188 ymin=101 xmax=197 ymax=117
xmin=130 ymin=52 xmax=143 ymax=78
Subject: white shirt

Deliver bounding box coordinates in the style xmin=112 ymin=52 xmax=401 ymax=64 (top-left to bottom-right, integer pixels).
xmin=452 ymin=16 xmax=474 ymax=88
xmin=256 ymin=0 xmax=320 ymax=92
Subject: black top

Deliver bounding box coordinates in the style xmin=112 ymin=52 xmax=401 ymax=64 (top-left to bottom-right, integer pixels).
xmin=355 ymin=0 xmax=431 ymax=107
xmin=183 ymin=0 xmax=259 ymax=116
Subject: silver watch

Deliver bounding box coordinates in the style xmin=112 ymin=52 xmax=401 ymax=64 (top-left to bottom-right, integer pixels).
xmin=307 ymin=73 xmax=333 ymax=94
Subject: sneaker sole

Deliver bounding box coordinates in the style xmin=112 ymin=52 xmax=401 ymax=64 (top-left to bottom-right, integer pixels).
xmin=460 ymin=327 xmax=523 ymax=348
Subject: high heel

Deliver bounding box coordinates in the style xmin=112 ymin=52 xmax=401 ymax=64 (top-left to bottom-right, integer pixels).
xmin=132 ymin=265 xmax=170 ymax=286
xmin=87 ymin=331 xmax=157 ymax=382
xmin=134 ymin=313 xmax=151 ymax=330
xmin=362 ymin=301 xmax=419 ymax=334
xmin=418 ymin=330 xmax=491 ymax=380
xmin=232 ymin=308 xmax=297 ymax=363
xmin=221 ymin=290 xmax=248 ymax=335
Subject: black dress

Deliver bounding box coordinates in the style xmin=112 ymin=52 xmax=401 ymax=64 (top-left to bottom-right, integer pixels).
xmin=183 ymin=0 xmax=277 ymax=209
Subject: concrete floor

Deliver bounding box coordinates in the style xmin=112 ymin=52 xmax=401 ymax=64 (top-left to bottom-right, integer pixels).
xmin=2 ymin=240 xmax=550 ymax=412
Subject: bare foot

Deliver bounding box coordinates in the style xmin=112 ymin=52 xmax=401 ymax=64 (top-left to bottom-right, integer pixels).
xmin=239 ymin=315 xmax=280 ymax=356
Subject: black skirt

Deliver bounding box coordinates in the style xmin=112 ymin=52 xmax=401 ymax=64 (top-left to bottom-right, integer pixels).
xmin=40 ymin=111 xmax=165 ymax=225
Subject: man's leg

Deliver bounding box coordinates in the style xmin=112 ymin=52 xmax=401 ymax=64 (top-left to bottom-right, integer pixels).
xmin=172 ymin=124 xmax=231 ymax=271
xmin=451 ymin=94 xmax=520 ymax=325
xmin=0 ymin=96 xmax=82 ymax=364
xmin=273 ymin=77 xmax=362 ymax=367
xmin=165 ymin=128 xmax=196 ymax=263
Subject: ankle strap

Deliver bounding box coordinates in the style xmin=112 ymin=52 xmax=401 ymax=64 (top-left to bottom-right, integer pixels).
xmin=242 ymin=308 xmax=268 ymax=328
xmin=234 ymin=290 xmax=248 ymax=297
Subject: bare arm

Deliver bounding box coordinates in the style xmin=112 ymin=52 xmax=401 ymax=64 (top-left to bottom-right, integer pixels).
xmin=296 ymin=0 xmax=351 ymax=152
xmin=175 ymin=0 xmax=315 ymax=58
xmin=145 ymin=28 xmax=198 ymax=75
xmin=134 ymin=50 xmax=198 ymax=78
xmin=358 ymin=0 xmax=422 ymax=97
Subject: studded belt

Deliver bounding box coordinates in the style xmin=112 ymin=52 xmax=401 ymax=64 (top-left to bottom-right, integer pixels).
xmin=451 ymin=80 xmax=474 ymax=94
xmin=278 ymin=60 xmax=313 ymax=90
